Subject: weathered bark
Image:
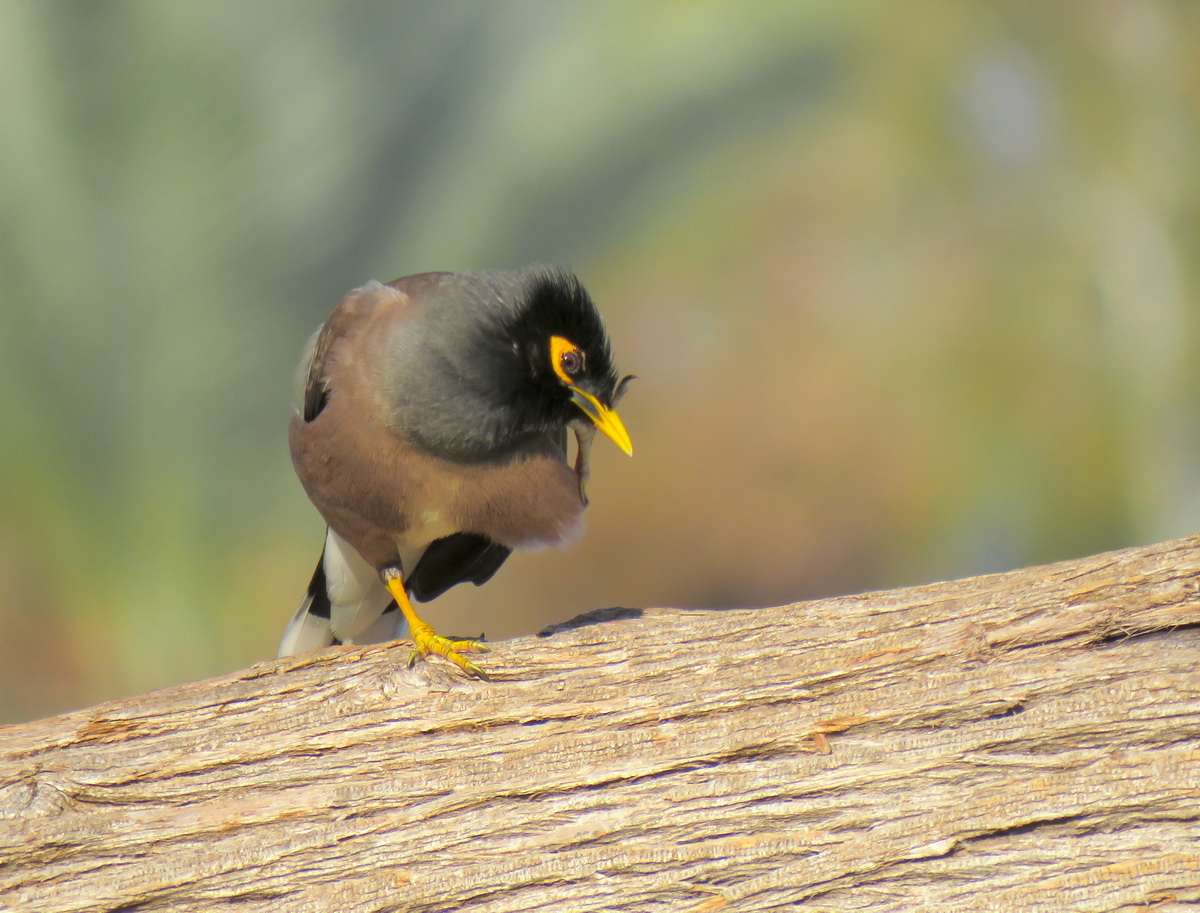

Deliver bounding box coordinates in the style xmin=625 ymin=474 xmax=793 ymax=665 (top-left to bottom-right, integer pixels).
xmin=2 ymin=536 xmax=1199 ymax=912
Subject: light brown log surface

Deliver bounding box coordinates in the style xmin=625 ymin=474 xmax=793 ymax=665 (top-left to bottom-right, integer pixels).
xmin=2 ymin=536 xmax=1200 ymax=912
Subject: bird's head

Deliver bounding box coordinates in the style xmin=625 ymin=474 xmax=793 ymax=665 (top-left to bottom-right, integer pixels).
xmin=384 ymin=267 xmax=633 ymax=462
xmin=497 ymin=269 xmax=633 ymax=456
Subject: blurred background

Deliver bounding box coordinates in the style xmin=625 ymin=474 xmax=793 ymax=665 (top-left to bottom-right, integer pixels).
xmin=3 ymin=1 xmax=1199 ymax=722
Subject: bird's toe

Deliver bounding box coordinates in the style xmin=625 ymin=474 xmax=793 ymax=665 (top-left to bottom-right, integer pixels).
xmin=407 ymin=624 xmax=490 ymax=677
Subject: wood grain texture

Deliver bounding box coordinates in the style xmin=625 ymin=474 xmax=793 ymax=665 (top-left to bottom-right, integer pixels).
xmin=3 ymin=536 xmax=1200 ymax=912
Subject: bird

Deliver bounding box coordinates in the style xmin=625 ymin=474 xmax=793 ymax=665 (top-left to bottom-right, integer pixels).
xmin=279 ymin=266 xmax=633 ymax=675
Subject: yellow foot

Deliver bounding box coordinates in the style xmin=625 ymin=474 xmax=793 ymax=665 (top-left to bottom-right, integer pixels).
xmin=407 ymin=622 xmax=490 ymax=677
xmin=381 ymin=571 xmax=489 ymax=677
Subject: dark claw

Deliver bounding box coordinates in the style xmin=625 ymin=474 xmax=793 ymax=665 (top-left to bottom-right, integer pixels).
xmin=571 ymin=420 xmax=597 ymax=506
xmin=612 ymin=374 xmax=636 ymax=406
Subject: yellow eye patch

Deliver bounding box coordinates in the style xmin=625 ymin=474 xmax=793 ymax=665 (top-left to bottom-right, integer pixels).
xmin=550 ymin=335 xmax=584 ymax=384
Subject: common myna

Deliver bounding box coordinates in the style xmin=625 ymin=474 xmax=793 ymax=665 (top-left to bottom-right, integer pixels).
xmin=279 ymin=267 xmax=633 ymax=675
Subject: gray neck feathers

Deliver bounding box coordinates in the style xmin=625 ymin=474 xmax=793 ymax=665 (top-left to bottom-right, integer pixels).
xmin=382 ymin=272 xmax=541 ymax=462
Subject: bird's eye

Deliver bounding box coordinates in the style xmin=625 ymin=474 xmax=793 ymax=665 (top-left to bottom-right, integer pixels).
xmin=560 ymin=349 xmax=583 ymax=376
xmin=550 ymin=335 xmax=585 ymax=384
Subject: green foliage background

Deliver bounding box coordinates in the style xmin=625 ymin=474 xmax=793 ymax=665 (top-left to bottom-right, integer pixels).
xmin=3 ymin=1 xmax=1199 ymax=721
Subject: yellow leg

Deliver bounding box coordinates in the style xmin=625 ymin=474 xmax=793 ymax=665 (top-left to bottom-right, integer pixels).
xmin=383 ymin=573 xmax=489 ymax=677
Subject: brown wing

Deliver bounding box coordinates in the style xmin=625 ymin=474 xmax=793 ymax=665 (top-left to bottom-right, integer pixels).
xmin=300 ymin=323 xmax=336 ymax=422
xmin=298 ymin=281 xmax=408 ymax=423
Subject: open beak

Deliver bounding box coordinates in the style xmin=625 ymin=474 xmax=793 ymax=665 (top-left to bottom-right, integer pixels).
xmin=569 ymin=386 xmax=633 ymax=456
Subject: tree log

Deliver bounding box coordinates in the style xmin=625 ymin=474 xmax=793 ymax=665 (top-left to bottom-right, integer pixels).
xmin=2 ymin=536 xmax=1199 ymax=912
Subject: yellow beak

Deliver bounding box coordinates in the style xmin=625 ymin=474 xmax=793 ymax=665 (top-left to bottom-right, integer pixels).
xmin=569 ymin=386 xmax=633 ymax=456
